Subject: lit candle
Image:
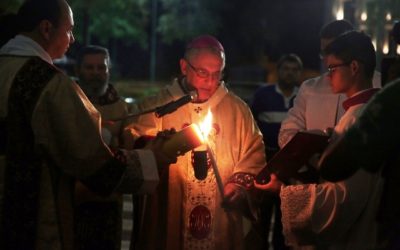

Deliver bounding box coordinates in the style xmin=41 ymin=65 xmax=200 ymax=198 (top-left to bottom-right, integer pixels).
xmin=206 ymin=144 xmax=225 ymax=199
xmin=197 ymin=109 xmax=225 ymax=198
xmin=161 ymin=110 xmax=225 ymax=197
xmin=161 ymin=124 xmax=203 ymax=157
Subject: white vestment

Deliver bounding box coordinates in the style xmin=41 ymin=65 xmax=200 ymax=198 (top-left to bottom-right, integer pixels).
xmin=128 ymin=80 xmax=266 ymax=249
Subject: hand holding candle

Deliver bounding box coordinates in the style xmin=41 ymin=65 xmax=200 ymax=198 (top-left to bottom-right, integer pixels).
xmin=145 ymin=129 xmax=179 ymax=169
xmin=151 ymin=109 xmax=225 ymax=198
xmin=157 ymin=109 xmax=211 ymax=159
xmin=159 ymin=124 xmax=204 ymax=158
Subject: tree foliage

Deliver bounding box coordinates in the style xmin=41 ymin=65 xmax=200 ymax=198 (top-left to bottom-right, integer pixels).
xmin=0 ymin=0 xmax=224 ymax=48
xmin=157 ymin=0 xmax=222 ymax=43
xmin=68 ymin=0 xmax=223 ymax=48
xmin=0 ymin=0 xmax=23 ymax=14
xmin=69 ymin=0 xmax=150 ymax=48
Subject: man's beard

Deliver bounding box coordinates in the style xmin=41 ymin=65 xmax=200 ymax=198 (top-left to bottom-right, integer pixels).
xmin=279 ymin=79 xmax=297 ymax=89
xmin=80 ymin=78 xmax=109 ymax=98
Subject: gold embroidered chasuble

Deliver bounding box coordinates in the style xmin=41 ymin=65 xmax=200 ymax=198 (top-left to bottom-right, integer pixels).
xmin=131 ymin=81 xmax=266 ymax=249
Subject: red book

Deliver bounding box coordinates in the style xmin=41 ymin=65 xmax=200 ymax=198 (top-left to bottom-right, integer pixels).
xmin=255 ymin=131 xmax=330 ymax=184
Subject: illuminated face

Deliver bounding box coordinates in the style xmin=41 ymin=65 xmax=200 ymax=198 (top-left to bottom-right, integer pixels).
xmin=77 ymin=53 xmax=110 ymax=97
xmin=48 ymin=2 xmax=75 ymax=59
xmin=325 ymin=54 xmax=354 ymax=96
xmin=180 ymin=50 xmax=224 ymax=102
xmin=277 ymin=61 xmax=302 ymax=87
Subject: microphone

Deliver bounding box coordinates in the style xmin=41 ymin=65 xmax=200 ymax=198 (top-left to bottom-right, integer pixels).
xmin=155 ymin=91 xmax=198 ymax=118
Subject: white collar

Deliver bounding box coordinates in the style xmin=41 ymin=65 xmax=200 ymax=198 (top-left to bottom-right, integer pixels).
xmin=0 ymin=35 xmax=53 ymax=65
xmin=189 ymin=82 xmax=228 ymax=109
xmin=275 ymin=84 xmax=298 ymax=109
xmin=274 ymin=84 xmax=298 ymax=99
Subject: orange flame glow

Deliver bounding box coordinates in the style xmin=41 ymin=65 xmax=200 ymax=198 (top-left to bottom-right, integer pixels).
xmin=199 ymin=109 xmax=212 ymax=138
xmin=192 ymin=109 xmax=213 ymax=143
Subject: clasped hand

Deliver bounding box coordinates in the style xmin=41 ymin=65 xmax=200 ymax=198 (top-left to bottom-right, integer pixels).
xmin=222 ymin=183 xmax=247 ymax=211
xmin=253 ymin=174 xmax=283 ymax=195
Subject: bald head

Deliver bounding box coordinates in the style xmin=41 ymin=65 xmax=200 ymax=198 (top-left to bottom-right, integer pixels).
xmin=16 ymin=0 xmax=75 ymax=59
xmin=184 ymin=35 xmax=225 ymax=68
xmin=186 ymin=35 xmax=225 ymax=52
xmin=17 ymin=0 xmax=67 ymax=32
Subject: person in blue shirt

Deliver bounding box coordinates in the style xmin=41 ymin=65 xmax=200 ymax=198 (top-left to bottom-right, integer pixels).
xmin=251 ymin=53 xmax=303 ymax=250
xmin=252 ymin=54 xmax=303 ymax=159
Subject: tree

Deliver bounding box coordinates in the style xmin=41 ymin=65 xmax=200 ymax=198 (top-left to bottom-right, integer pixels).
xmin=157 ymin=0 xmax=222 ymax=43
xmin=0 ymin=0 xmax=23 ymax=14
xmin=69 ymin=0 xmax=150 ymax=48
xmin=69 ymin=0 xmax=222 ymax=48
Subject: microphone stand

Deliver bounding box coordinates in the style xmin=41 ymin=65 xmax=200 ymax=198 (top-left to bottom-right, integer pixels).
xmin=111 ymin=92 xmax=197 ymax=121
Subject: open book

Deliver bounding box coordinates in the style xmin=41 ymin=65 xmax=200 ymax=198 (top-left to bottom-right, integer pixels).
xmin=255 ymin=131 xmax=330 ymax=184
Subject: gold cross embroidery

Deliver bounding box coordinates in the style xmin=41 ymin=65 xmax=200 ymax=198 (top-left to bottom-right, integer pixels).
xmin=194 ymin=106 xmax=202 ymax=114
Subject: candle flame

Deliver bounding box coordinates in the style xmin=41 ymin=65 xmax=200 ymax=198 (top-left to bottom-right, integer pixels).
xmin=192 ymin=124 xmax=205 ymax=144
xmin=192 ymin=109 xmax=213 ymax=143
xmin=199 ymin=109 xmax=212 ymax=139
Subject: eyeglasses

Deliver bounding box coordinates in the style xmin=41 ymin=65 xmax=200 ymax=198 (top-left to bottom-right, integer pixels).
xmin=185 ymin=60 xmax=223 ymax=80
xmin=327 ymin=62 xmax=350 ymax=75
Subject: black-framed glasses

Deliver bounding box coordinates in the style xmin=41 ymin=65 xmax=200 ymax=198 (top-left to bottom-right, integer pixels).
xmin=185 ymin=60 xmax=223 ymax=80
xmin=327 ymin=62 xmax=350 ymax=75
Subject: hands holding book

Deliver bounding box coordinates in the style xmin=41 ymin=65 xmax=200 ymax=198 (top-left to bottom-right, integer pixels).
xmin=253 ymin=173 xmax=283 ymax=195
xmin=253 ymin=129 xmax=332 ymax=192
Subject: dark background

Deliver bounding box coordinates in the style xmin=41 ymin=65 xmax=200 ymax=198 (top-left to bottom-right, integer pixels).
xmin=0 ymin=0 xmax=341 ymax=89
xmin=65 ymin=0 xmax=327 ymax=83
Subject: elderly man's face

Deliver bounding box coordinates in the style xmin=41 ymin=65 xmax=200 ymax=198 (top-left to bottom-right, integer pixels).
xmin=77 ymin=53 xmax=110 ymax=97
xmin=180 ymin=50 xmax=224 ymax=102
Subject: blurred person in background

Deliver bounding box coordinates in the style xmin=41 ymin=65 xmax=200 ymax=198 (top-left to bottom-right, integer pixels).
xmin=251 ymin=53 xmax=303 ymax=250
xmin=252 ymin=53 xmax=303 ymax=159
xmin=74 ymin=45 xmax=134 ymax=250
